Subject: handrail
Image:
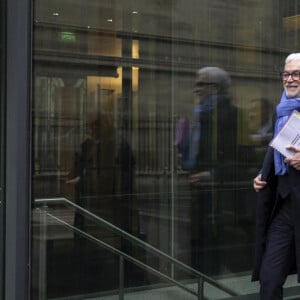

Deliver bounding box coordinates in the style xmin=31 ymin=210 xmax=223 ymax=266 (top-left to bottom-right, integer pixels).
xmin=45 ymin=212 xmax=201 ymax=299
xmin=35 ymin=197 xmax=239 ymax=298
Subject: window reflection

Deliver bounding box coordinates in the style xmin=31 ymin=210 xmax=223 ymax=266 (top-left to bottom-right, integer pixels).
xmin=32 ymin=0 xmax=300 ymax=299
xmin=175 ymin=66 xmax=239 ymax=275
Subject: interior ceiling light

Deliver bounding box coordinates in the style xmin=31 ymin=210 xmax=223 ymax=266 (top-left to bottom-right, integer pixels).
xmin=107 ymin=18 xmax=113 ymax=22
xmin=52 ymin=12 xmax=60 ymax=16
xmin=132 ymin=11 xmax=138 ymax=14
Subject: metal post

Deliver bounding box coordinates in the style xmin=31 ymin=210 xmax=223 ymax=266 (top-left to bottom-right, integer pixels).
xmin=198 ymin=277 xmax=204 ymax=300
xmin=119 ymin=255 xmax=125 ymax=300
xmin=38 ymin=207 xmax=48 ymax=300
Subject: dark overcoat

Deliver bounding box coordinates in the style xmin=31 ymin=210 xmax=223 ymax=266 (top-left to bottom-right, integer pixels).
xmin=252 ymin=146 xmax=300 ymax=282
xmin=196 ymin=96 xmax=238 ymax=179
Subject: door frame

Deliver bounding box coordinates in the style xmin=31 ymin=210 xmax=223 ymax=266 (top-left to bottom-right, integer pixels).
xmin=5 ymin=0 xmax=32 ymax=299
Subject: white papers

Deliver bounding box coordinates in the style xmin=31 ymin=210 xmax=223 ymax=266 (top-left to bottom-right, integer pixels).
xmin=269 ymin=110 xmax=300 ymax=157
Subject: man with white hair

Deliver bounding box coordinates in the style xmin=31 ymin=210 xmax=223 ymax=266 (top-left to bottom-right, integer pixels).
xmin=186 ymin=66 xmax=238 ymax=274
xmin=253 ymin=53 xmax=300 ymax=299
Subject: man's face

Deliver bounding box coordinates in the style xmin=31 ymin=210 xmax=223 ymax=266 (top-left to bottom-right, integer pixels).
xmin=194 ymin=74 xmax=216 ymax=103
xmin=283 ymin=60 xmax=300 ymax=98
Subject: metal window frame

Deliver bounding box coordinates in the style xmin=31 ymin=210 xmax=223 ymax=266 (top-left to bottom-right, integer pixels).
xmin=5 ymin=0 xmax=32 ymax=298
xmin=0 ymin=0 xmax=5 ymax=299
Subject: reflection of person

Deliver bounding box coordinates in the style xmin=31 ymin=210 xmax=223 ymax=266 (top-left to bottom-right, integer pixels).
xmin=66 ymin=118 xmax=103 ymax=232
xmin=185 ymin=67 xmax=238 ymax=274
xmin=66 ymin=117 xmax=116 ymax=231
xmin=189 ymin=67 xmax=238 ymax=182
xmin=252 ymin=53 xmax=300 ymax=300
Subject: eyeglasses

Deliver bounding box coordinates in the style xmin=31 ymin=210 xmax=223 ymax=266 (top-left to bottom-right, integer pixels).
xmin=195 ymin=82 xmax=215 ymax=88
xmin=280 ymin=71 xmax=300 ymax=81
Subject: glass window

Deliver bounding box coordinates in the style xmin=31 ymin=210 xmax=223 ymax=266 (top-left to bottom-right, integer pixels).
xmin=31 ymin=0 xmax=300 ymax=299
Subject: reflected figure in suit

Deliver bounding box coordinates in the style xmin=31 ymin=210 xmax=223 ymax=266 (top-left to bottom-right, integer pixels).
xmin=66 ymin=118 xmax=102 ymax=232
xmin=66 ymin=116 xmax=116 ymax=235
xmin=66 ymin=116 xmax=118 ymax=289
xmin=180 ymin=67 xmax=238 ymax=274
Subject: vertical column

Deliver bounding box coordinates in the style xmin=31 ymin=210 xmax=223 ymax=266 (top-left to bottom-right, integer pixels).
xmin=5 ymin=0 xmax=31 ymax=299
xmin=119 ymin=34 xmax=133 ymax=234
xmin=0 ymin=0 xmax=5 ymax=299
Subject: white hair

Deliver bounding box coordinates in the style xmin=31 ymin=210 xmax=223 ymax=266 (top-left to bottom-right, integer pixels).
xmin=285 ymin=53 xmax=300 ymax=64
xmin=196 ymin=66 xmax=231 ymax=94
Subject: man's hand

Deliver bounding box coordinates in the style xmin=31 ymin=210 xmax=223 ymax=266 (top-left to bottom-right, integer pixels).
xmin=285 ymin=145 xmax=300 ymax=170
xmin=66 ymin=176 xmax=81 ymax=184
xmin=189 ymin=171 xmax=211 ymax=186
xmin=253 ymin=174 xmax=267 ymax=192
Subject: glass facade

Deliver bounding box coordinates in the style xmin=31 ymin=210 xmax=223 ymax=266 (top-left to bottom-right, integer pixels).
xmin=30 ymin=0 xmax=300 ymax=299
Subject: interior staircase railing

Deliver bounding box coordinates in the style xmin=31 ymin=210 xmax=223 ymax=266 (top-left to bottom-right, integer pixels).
xmin=34 ymin=197 xmax=240 ymax=300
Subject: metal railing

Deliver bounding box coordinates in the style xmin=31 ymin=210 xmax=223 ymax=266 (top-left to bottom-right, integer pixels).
xmin=34 ymin=197 xmax=239 ymax=300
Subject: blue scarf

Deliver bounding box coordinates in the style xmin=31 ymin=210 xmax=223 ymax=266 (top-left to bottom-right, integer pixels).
xmin=194 ymin=95 xmax=218 ymax=114
xmin=274 ymin=91 xmax=300 ymax=175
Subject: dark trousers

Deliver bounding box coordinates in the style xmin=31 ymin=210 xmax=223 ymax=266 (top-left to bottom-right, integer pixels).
xmin=259 ymin=195 xmax=295 ymax=300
